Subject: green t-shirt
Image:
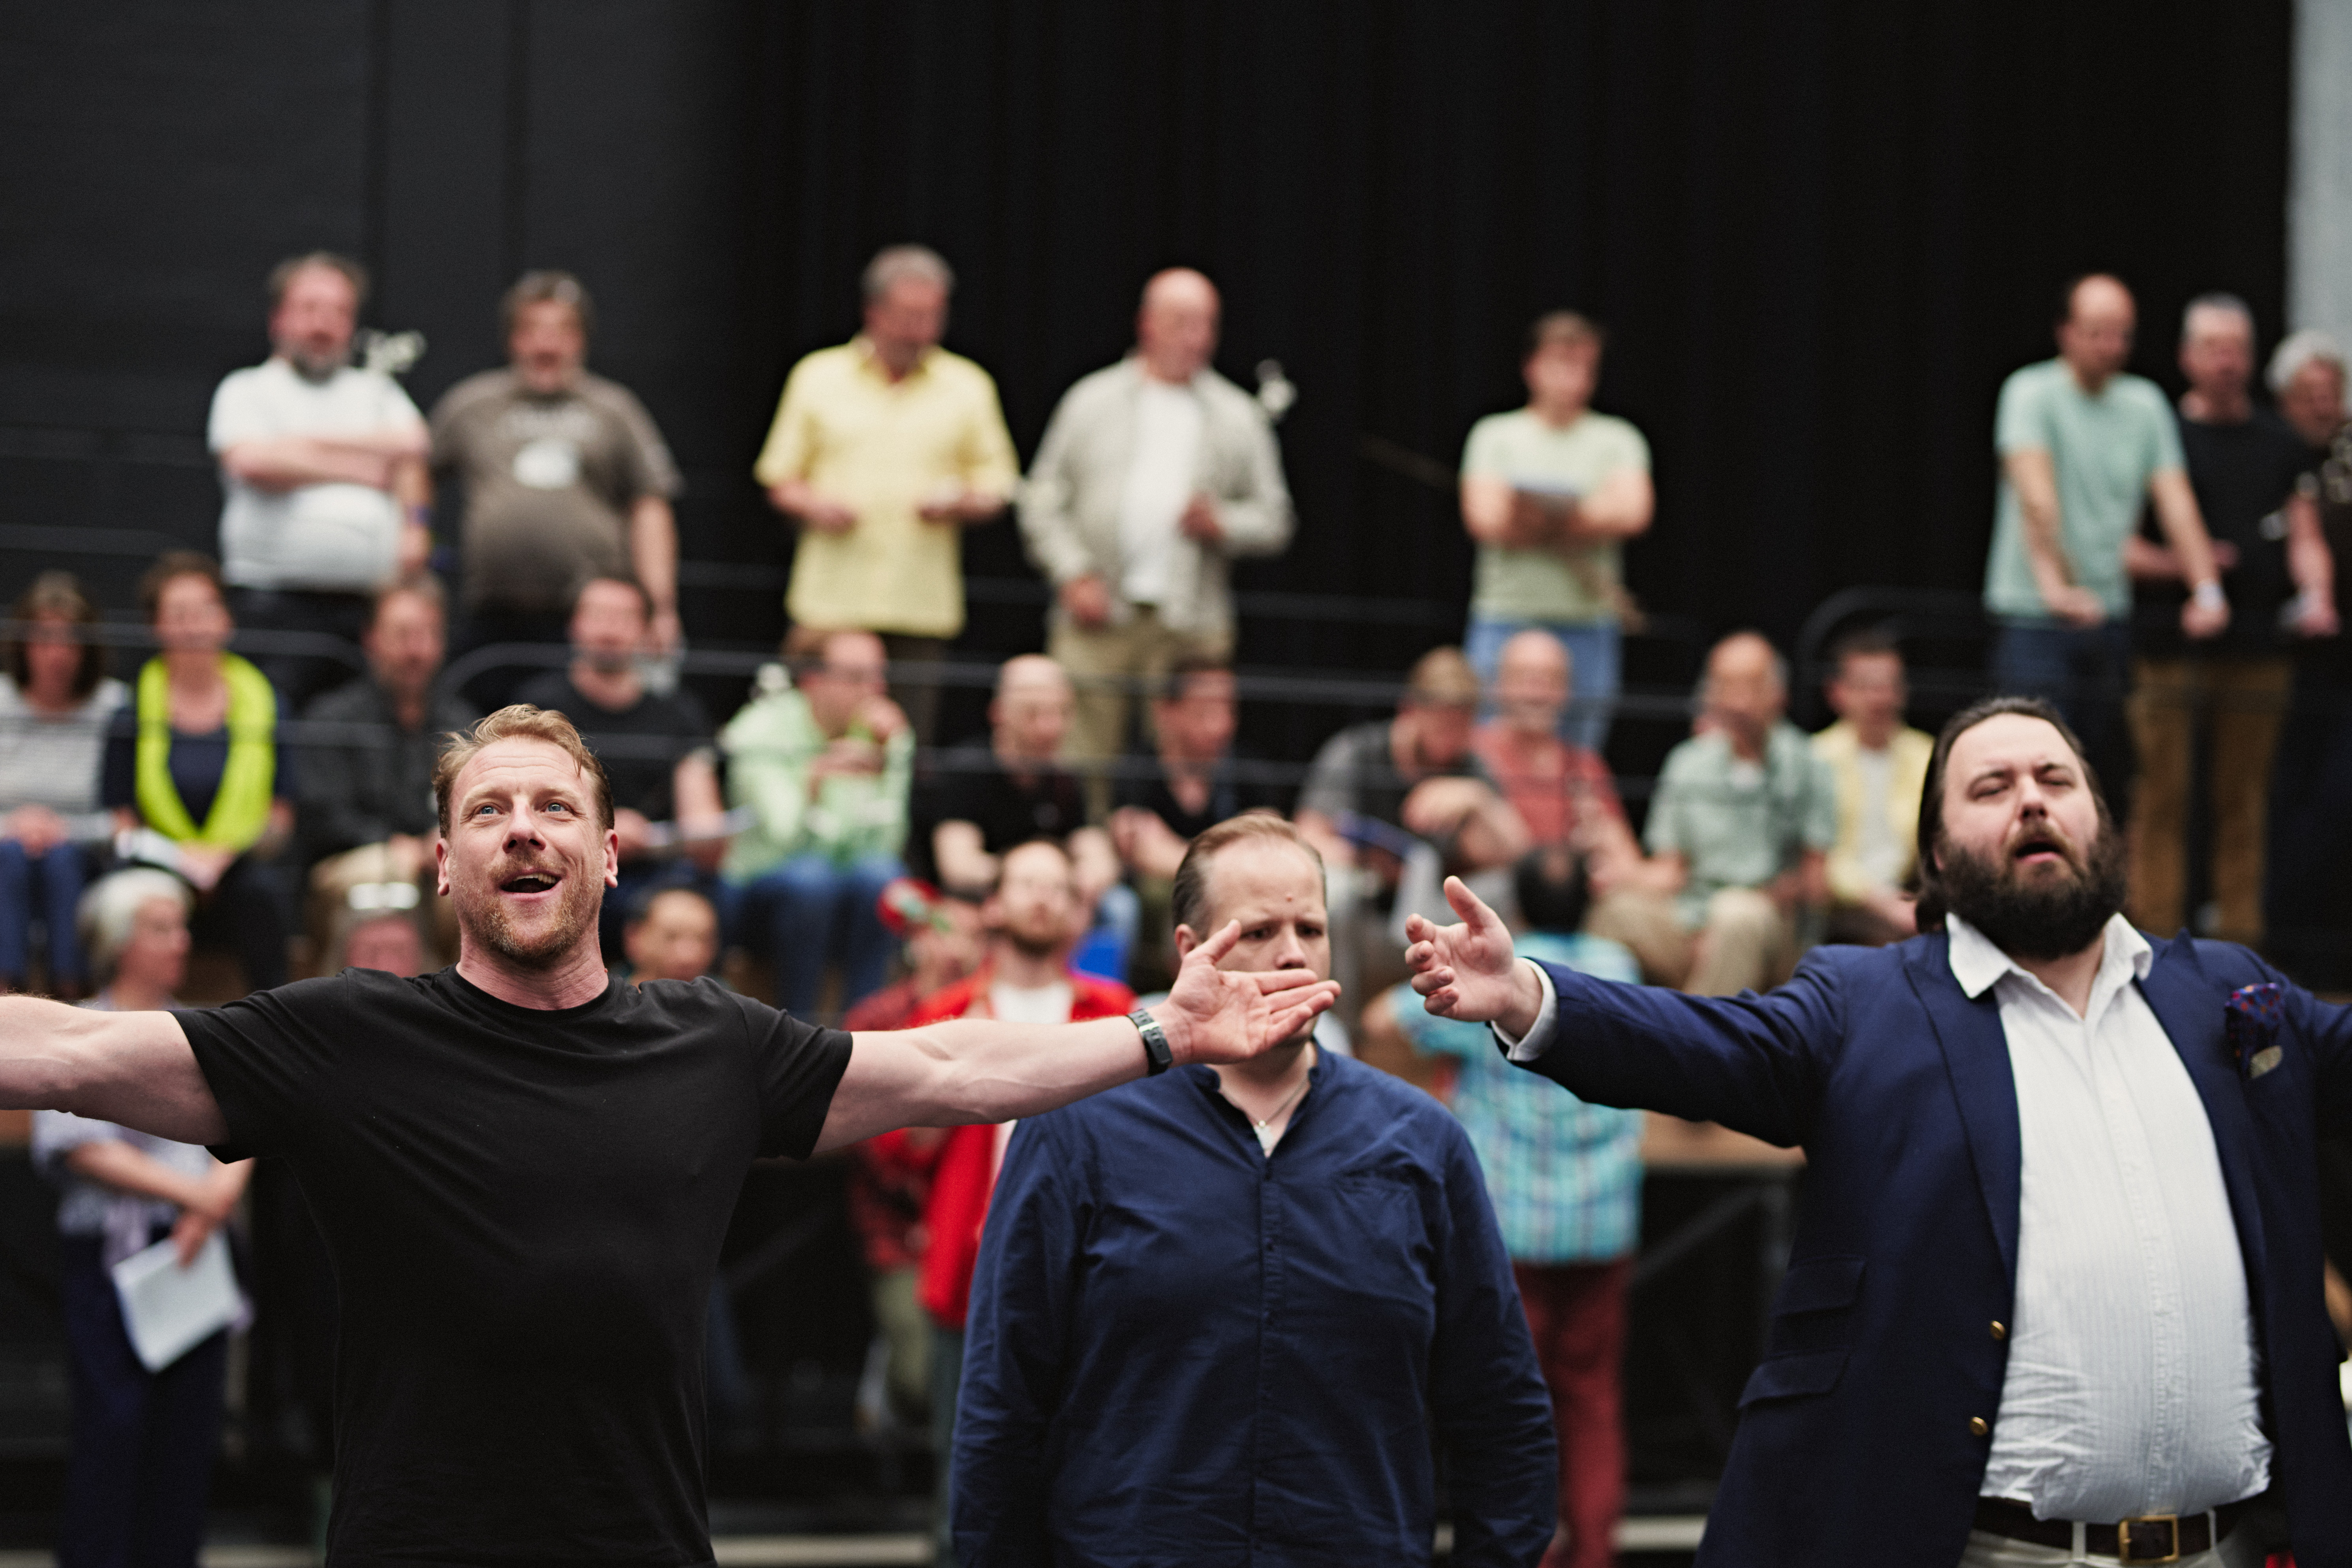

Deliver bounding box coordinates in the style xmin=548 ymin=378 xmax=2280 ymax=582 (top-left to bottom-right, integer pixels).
xmin=1982 ymin=359 xmax=2184 ymax=620
xmin=1461 ymin=407 xmax=1651 ymax=624
xmin=1644 ymin=723 xmax=1839 ymax=927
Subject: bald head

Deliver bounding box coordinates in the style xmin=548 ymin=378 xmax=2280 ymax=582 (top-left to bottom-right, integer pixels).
xmin=1494 ymin=630 xmax=1572 ymax=737
xmin=1703 ymin=632 xmax=1786 ymax=751
xmin=2059 ymin=274 xmax=2136 ymax=391
xmin=1137 ymin=269 xmax=1221 ymax=384
xmin=992 ymin=654 xmax=1075 ymax=765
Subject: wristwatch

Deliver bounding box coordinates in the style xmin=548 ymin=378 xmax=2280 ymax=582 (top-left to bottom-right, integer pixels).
xmin=1128 ymin=1008 xmax=1173 ymax=1075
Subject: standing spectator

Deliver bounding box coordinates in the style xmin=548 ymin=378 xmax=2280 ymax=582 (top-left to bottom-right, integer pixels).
xmin=298 ymin=574 xmax=476 ymax=954
xmin=2126 ymin=295 xmax=2335 ymax=944
xmin=1811 ymin=629 xmax=1932 ymax=947
xmin=905 ymin=839 xmax=1134 ymax=1560
xmin=1360 ymin=848 xmax=1642 ymax=1568
xmin=1106 ymin=659 xmax=1287 ymax=993
xmin=513 ymin=577 xmax=726 ymax=957
xmin=952 ymin=818 xmax=1555 ymax=1566
xmin=102 ymin=554 xmax=298 ymax=994
xmin=1460 ymin=312 xmax=1654 ymax=753
xmin=1019 ymin=269 xmax=1294 ymax=793
xmin=755 ymin=245 xmax=1019 ymax=741
xmin=32 ymin=869 xmax=251 ymax=1568
xmin=0 ymin=573 xmax=126 ymax=997
xmin=1983 ymin=273 xmax=2229 ymax=795
xmin=1642 ymin=632 xmax=1836 ymax=995
xmin=431 ymin=271 xmax=686 ymax=710
xmin=209 ymin=252 xmax=430 ymax=712
xmin=718 ymin=630 xmax=913 ymax=1018
xmin=2266 ymin=331 xmax=2352 ymax=972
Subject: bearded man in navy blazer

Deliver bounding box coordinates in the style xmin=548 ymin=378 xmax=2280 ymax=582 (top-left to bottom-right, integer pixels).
xmin=1407 ymin=694 xmax=2352 ymax=1568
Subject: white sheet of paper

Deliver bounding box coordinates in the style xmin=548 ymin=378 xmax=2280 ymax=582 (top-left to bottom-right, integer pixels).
xmin=109 ymin=1232 xmax=238 ymax=1372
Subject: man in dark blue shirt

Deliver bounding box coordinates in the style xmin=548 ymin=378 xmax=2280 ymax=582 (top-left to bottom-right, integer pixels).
xmin=954 ymin=814 xmax=1556 ymax=1566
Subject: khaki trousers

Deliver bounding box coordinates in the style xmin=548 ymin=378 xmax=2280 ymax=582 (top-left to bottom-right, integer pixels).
xmin=1049 ymin=609 xmax=1231 ymax=819
xmin=1585 ymin=886 xmax=1796 ymax=996
xmin=1955 ymin=1521 xmax=2259 ymax=1568
xmin=2126 ymin=656 xmax=2292 ymax=943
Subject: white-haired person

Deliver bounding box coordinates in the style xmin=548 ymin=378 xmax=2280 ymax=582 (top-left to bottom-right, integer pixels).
xmin=31 ymin=869 xmax=251 ymax=1568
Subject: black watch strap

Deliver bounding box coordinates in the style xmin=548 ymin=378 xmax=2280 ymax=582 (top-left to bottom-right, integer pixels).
xmin=1129 ymin=1008 xmax=1173 ymax=1075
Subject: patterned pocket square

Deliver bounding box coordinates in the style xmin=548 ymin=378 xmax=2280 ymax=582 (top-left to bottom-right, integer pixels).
xmin=2224 ymin=983 xmax=2284 ymax=1079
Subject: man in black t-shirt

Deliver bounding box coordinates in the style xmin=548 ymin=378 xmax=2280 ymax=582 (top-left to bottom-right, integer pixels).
xmin=2125 ymin=295 xmax=2337 ymax=944
xmin=0 ymin=705 xmax=1337 ymax=1566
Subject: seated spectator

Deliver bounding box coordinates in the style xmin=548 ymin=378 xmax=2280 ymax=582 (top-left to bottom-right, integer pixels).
xmin=32 ymin=869 xmax=251 ymax=1568
xmin=513 ymin=576 xmax=726 ymax=957
xmin=1641 ymin=631 xmax=1835 ymax=995
xmin=330 ymin=908 xmax=429 ymax=978
xmin=1107 ymin=658 xmax=1286 ymax=992
xmin=901 ymin=838 xmax=1134 ymax=1559
xmin=0 ymin=573 xmax=127 ymax=996
xmin=299 ymin=573 xmax=476 ymax=960
xmin=432 ymin=271 xmax=686 ymax=710
xmin=1810 ymin=629 xmax=1930 ymax=946
xmin=1357 ymin=847 xmax=1641 ymax=1568
xmin=619 ymin=884 xmax=720 ymax=986
xmin=719 ymin=630 xmax=911 ymax=1017
xmin=842 ymin=879 xmax=986 ymax=1032
xmin=102 ymin=553 xmax=298 ymax=994
xmin=1295 ymin=645 xmax=1529 ymax=1015
xmin=912 ymin=652 xmax=1120 ymax=908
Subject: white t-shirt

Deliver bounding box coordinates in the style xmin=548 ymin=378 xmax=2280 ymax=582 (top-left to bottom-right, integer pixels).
xmin=208 ymin=358 xmax=424 ymax=592
xmin=1115 ymin=379 xmax=1204 ymax=606
xmin=989 ymin=978 xmax=1076 ymax=1025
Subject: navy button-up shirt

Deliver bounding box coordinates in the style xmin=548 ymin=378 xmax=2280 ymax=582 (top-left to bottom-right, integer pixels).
xmin=953 ymin=1049 xmax=1557 ymax=1566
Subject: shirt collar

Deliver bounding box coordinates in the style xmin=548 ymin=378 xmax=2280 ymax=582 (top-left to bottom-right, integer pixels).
xmin=1945 ymin=911 xmax=2150 ymax=1001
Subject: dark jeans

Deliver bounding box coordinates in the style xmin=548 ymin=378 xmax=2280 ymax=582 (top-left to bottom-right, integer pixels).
xmin=56 ymin=1233 xmax=228 ymax=1568
xmin=1989 ymin=618 xmax=2135 ymax=809
xmin=192 ymin=853 xmax=292 ymax=993
xmin=720 ymin=854 xmax=903 ymax=1018
xmin=447 ymin=607 xmax=572 ymax=714
xmin=0 ymin=838 xmax=89 ymax=987
xmin=227 ymin=588 xmax=371 ymax=715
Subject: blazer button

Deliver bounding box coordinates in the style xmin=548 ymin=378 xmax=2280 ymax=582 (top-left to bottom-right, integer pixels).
xmin=1989 ymin=1321 xmax=2007 ymax=1341
xmin=1968 ymin=1416 xmax=1990 ymax=1437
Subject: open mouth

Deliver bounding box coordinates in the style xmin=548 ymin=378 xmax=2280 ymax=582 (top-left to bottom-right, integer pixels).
xmin=500 ymin=870 xmax=563 ymax=895
xmin=2010 ymin=835 xmax=2069 ymax=869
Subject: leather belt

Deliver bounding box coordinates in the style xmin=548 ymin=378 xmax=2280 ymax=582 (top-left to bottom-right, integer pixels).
xmin=1973 ymin=1496 xmax=2258 ymax=1562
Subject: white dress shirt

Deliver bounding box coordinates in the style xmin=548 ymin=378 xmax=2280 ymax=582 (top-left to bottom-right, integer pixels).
xmin=1502 ymin=915 xmax=2271 ymax=1519
xmin=1115 ymin=378 xmax=1203 ymax=606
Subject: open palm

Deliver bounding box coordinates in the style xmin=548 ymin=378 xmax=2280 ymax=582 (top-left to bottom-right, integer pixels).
xmin=1405 ymin=876 xmax=1537 ymax=1027
xmin=1161 ymin=921 xmax=1342 ymax=1065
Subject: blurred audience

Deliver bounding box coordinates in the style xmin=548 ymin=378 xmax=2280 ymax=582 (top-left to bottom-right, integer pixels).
xmin=620 ymin=885 xmax=721 ymax=986
xmin=1107 ymin=659 xmax=1284 ymax=992
xmin=1019 ymin=268 xmax=1294 ymax=796
xmin=0 ymin=573 xmax=126 ymax=996
xmin=1811 ymin=629 xmax=1930 ymax=947
xmin=103 ymin=554 xmax=297 ymax=993
xmin=903 ymin=839 xmax=1134 ymax=1556
xmin=1359 ymin=848 xmax=1641 ymax=1568
xmin=432 ymin=271 xmax=685 ymax=709
xmin=2274 ymin=329 xmax=2351 ymax=452
xmin=32 ymin=870 xmax=250 ymax=1568
xmin=842 ymin=880 xmax=986 ymax=1033
xmin=299 ymin=574 xmax=474 ymax=961
xmin=331 ymin=908 xmax=429 ymax=978
xmin=209 ymin=252 xmax=429 ymax=711
xmin=2125 ymin=294 xmax=2334 ymax=945
xmin=1984 ymin=273 xmax=2227 ymax=796
xmin=756 ymin=245 xmax=1018 ymax=741
xmin=719 ymin=630 xmax=911 ymax=1017
xmin=1640 ymin=632 xmax=1835 ymax=995
xmin=1460 ymin=311 xmax=1654 ymax=752
xmin=513 ymin=576 xmax=725 ymax=959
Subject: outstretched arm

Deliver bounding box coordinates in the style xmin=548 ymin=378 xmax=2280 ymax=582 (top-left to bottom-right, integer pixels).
xmin=814 ymin=920 xmax=1340 ymax=1152
xmin=0 ymin=998 xmax=225 ymax=1145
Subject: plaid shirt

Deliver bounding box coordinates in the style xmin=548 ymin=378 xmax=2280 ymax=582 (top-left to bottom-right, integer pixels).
xmin=1397 ymin=932 xmax=1643 ymax=1263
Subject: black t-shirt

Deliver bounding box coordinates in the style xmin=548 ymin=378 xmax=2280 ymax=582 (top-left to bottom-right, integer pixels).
xmin=2134 ymin=410 xmax=2312 ymax=658
xmin=179 ymin=967 xmax=851 ymax=1565
xmin=909 ymin=742 xmax=1086 ymax=887
xmin=512 ymin=671 xmax=711 ymax=821
xmin=1111 ymin=748 xmax=1289 ymax=839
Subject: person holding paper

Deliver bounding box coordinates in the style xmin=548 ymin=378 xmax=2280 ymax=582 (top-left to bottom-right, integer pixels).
xmin=0 ymin=704 xmax=1336 ymax=1566
xmin=32 ymin=868 xmax=251 ymax=1568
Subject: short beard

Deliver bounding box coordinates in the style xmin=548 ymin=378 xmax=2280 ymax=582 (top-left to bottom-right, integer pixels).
xmin=284 ymin=344 xmax=347 ymax=382
xmin=1938 ymin=828 xmax=2127 ymax=961
xmin=1004 ymin=924 xmax=1065 ymax=962
xmin=464 ymin=876 xmax=600 ymax=971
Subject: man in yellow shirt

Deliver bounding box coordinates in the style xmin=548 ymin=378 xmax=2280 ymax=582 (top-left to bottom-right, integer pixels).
xmin=1809 ymin=628 xmax=1933 ymax=946
xmin=755 ymin=245 xmax=1020 ymax=741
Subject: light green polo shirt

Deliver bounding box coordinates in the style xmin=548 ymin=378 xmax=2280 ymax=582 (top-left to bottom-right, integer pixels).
xmin=1644 ymin=723 xmax=1839 ymax=928
xmin=1461 ymin=407 xmax=1651 ymax=624
xmin=1982 ymin=359 xmax=2184 ymax=621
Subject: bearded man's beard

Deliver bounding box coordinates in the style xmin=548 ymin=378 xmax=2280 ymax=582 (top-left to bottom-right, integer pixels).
xmin=1005 ymin=921 xmax=1066 ymax=961
xmin=1938 ymin=818 xmax=2128 ymax=960
xmin=467 ymin=874 xmax=601 ymax=969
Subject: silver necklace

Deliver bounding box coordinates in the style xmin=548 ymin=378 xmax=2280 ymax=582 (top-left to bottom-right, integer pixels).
xmin=1245 ymin=1069 xmax=1313 ymax=1154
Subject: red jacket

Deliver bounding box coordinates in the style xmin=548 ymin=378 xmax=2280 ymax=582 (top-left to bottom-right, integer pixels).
xmin=908 ymin=965 xmax=1135 ymax=1330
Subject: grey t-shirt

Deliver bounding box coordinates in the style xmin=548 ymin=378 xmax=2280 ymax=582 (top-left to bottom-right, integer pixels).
xmin=430 ymin=370 xmax=681 ymax=615
xmin=0 ymin=675 xmax=126 ymax=827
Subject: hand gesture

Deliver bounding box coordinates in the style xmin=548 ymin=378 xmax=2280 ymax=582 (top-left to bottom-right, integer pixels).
xmin=2179 ymin=592 xmax=2232 ymax=641
xmin=1404 ymin=876 xmax=1544 ymax=1037
xmin=1177 ymin=493 xmax=1225 ymax=544
xmin=1059 ymin=574 xmax=1113 ymax=628
xmin=1157 ymin=920 xmax=1340 ymax=1066
xmin=2041 ymin=583 xmax=2109 ymax=628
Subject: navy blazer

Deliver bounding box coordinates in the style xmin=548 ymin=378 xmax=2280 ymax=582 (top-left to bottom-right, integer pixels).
xmin=1528 ymin=931 xmax=2352 ymax=1567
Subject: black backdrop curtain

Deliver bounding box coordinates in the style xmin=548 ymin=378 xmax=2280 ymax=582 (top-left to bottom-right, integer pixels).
xmin=0 ymin=0 xmax=2293 ymax=748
